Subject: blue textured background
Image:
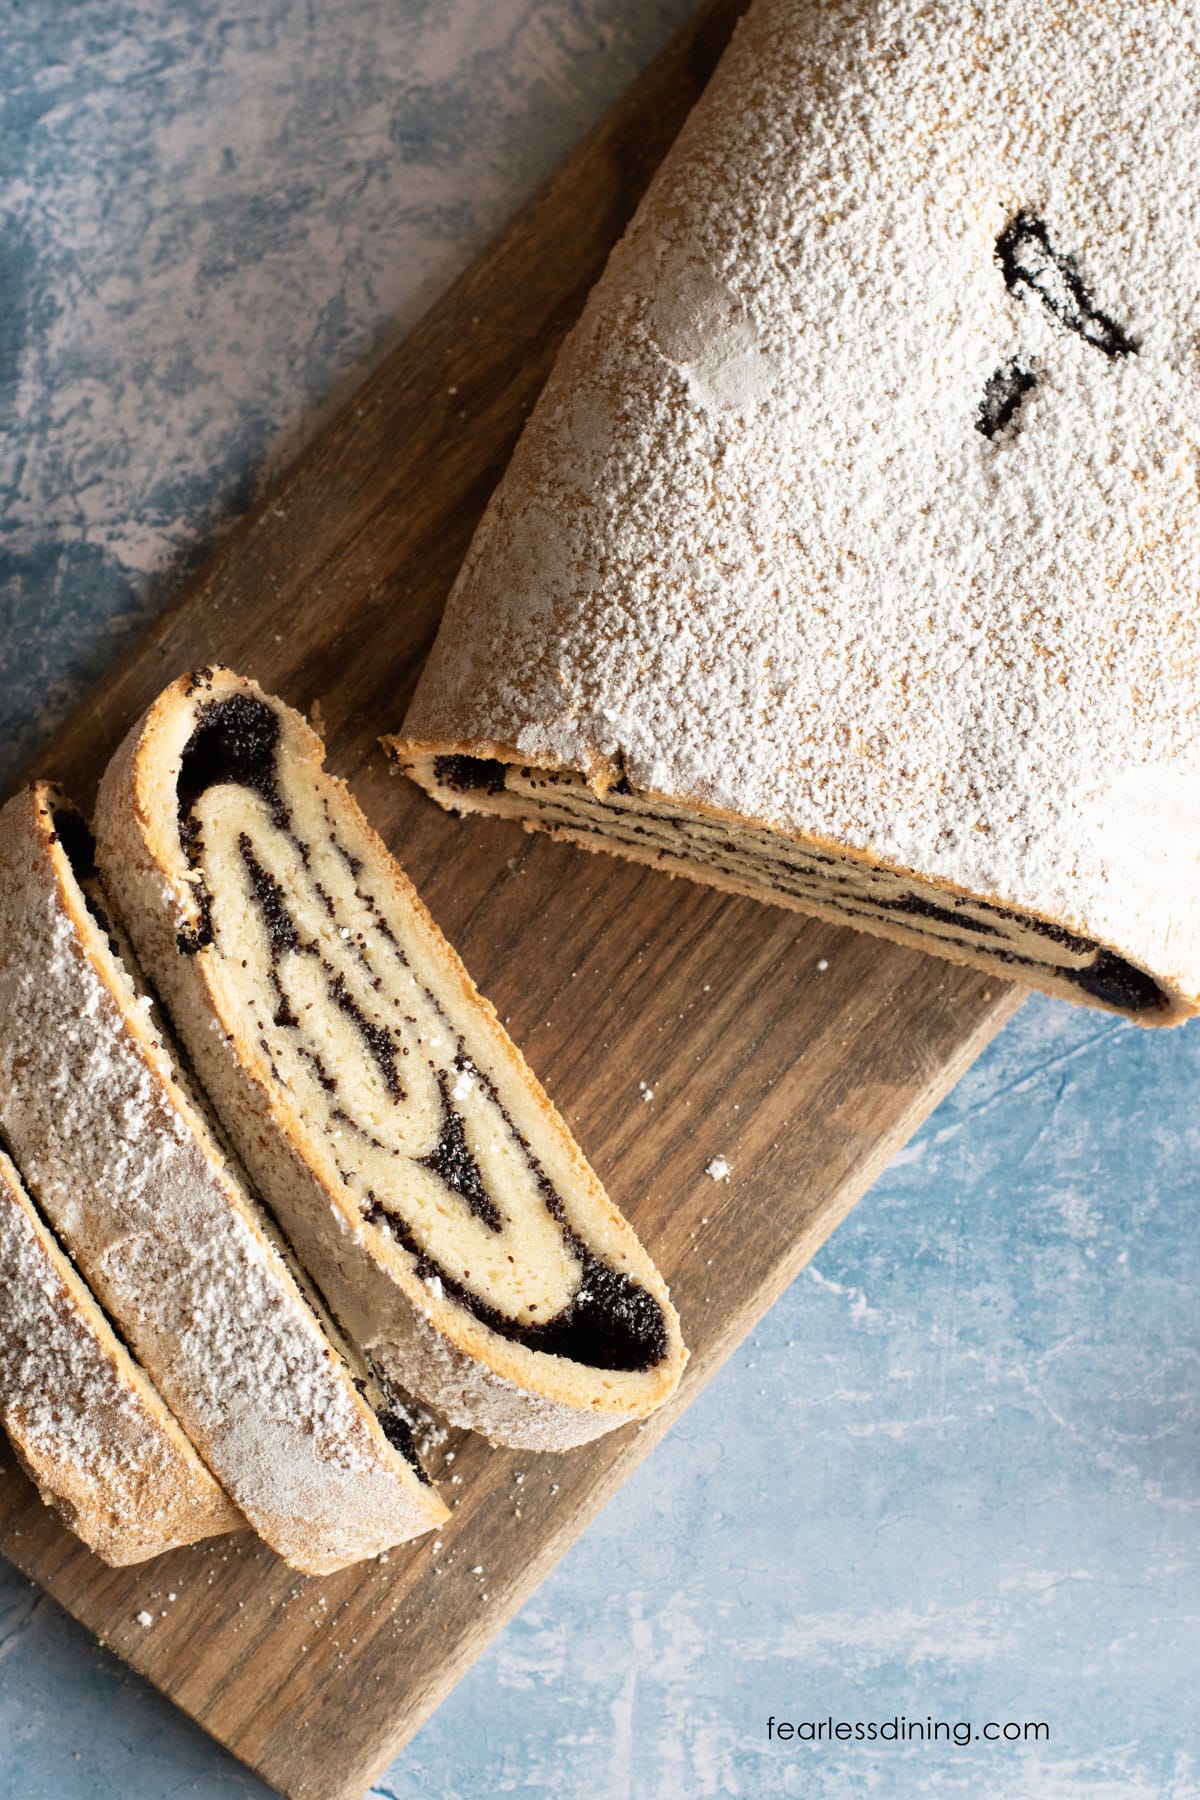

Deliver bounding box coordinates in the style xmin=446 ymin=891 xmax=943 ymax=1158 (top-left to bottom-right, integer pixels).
xmin=2 ymin=5 xmax=1198 ymax=1797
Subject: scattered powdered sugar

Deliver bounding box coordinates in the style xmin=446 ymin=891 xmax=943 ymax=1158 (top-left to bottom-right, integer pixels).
xmin=401 ymin=0 xmax=1200 ymax=1002
xmin=382 ymin=1388 xmax=452 ymax=1464
xmin=450 ymin=1062 xmax=477 ymax=1101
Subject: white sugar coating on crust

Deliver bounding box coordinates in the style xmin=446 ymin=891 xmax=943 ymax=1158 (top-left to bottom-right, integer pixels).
xmin=0 ymin=1145 xmax=240 ymax=1564
xmin=0 ymin=786 xmax=445 ymax=1573
xmin=398 ymin=0 xmax=1200 ymax=1006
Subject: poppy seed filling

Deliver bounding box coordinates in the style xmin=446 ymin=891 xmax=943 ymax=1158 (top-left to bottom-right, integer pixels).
xmin=176 ymin=695 xmax=669 ymax=1373
xmin=429 ymin=756 xmax=1167 ymax=1019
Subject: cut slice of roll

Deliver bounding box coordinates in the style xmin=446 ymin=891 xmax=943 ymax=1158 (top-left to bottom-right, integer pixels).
xmin=0 ymin=1142 xmax=241 ymax=1566
xmin=386 ymin=0 xmax=1200 ymax=1027
xmin=95 ymin=667 xmax=686 ymax=1450
xmin=0 ymin=784 xmax=447 ymax=1573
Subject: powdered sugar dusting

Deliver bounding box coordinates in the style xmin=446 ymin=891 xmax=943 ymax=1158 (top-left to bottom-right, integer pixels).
xmin=0 ymin=787 xmax=442 ymax=1572
xmin=402 ymin=0 xmax=1200 ymax=1003
xmin=0 ymin=1145 xmax=235 ymax=1562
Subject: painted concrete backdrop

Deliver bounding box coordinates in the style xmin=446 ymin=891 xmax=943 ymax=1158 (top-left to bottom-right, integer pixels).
xmin=1 ymin=4 xmax=1197 ymax=1796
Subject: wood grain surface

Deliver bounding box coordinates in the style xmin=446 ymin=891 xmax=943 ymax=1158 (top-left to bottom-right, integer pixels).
xmin=0 ymin=2 xmax=1024 ymax=1794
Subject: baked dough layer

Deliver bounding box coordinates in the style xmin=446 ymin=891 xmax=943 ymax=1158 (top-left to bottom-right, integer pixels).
xmin=0 ymin=1143 xmax=240 ymax=1565
xmin=389 ymin=0 xmax=1200 ymax=1025
xmin=95 ymin=668 xmax=686 ymax=1451
xmin=405 ymin=754 xmax=1170 ymax=1020
xmin=0 ymin=784 xmax=446 ymax=1573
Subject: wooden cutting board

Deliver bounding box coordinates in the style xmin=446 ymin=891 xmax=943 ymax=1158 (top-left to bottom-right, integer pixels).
xmin=0 ymin=2 xmax=1025 ymax=1794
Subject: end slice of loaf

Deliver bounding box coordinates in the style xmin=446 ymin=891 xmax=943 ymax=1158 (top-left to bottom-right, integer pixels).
xmin=95 ymin=667 xmax=687 ymax=1451
xmin=0 ymin=1142 xmax=241 ymax=1565
xmin=0 ymin=783 xmax=447 ymax=1573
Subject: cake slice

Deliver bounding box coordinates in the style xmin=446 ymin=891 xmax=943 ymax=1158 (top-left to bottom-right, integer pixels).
xmin=0 ymin=1141 xmax=241 ymax=1565
xmin=95 ymin=667 xmax=687 ymax=1450
xmin=0 ymin=784 xmax=447 ymax=1573
xmin=386 ymin=0 xmax=1200 ymax=1026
